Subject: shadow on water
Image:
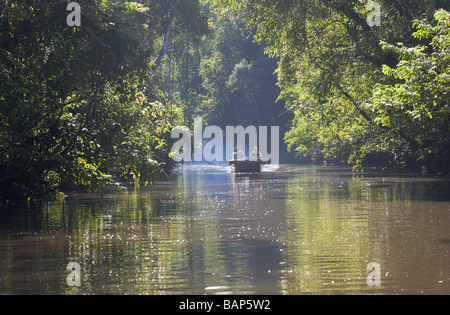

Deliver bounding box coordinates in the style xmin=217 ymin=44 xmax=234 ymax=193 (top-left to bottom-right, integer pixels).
xmin=0 ymin=165 xmax=449 ymax=294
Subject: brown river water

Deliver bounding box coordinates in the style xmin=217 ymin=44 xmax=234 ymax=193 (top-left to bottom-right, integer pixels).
xmin=0 ymin=165 xmax=449 ymax=295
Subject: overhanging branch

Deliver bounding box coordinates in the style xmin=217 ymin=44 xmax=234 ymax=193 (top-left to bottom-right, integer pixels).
xmin=337 ymin=84 xmax=422 ymax=151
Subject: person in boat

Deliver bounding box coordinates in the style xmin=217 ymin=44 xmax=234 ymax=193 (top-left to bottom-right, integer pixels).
xmin=233 ymin=146 xmax=245 ymax=160
xmin=251 ymin=146 xmax=263 ymax=160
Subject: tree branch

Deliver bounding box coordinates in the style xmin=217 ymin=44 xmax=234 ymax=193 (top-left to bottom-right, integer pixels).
xmin=337 ymin=84 xmax=422 ymax=151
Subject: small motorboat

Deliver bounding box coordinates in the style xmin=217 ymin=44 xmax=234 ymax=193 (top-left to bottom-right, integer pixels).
xmin=228 ymin=158 xmax=268 ymax=172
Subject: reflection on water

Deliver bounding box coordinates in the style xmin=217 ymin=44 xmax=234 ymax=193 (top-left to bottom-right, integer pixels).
xmin=0 ymin=165 xmax=449 ymax=294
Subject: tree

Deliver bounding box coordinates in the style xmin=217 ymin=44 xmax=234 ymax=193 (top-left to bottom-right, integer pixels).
xmin=214 ymin=0 xmax=450 ymax=171
xmin=370 ymin=9 xmax=450 ymax=171
xmin=0 ymin=0 xmax=205 ymax=200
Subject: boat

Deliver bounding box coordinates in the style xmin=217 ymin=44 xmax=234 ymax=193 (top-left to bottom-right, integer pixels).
xmin=228 ymin=158 xmax=268 ymax=172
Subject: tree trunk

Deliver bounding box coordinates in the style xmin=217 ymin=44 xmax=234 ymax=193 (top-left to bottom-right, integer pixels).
xmin=151 ymin=0 xmax=180 ymax=74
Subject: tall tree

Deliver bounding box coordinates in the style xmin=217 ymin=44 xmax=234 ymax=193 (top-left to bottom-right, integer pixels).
xmin=371 ymin=10 xmax=450 ymax=171
xmin=0 ymin=0 xmax=208 ymax=200
xmin=214 ymin=0 xmax=450 ymax=171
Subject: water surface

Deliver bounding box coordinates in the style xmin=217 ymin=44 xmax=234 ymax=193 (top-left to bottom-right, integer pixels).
xmin=0 ymin=165 xmax=449 ymax=294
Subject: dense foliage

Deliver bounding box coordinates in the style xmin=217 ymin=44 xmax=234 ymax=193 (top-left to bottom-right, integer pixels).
xmin=158 ymin=2 xmax=290 ymax=130
xmin=371 ymin=10 xmax=450 ymax=171
xmin=213 ymin=0 xmax=450 ymax=172
xmin=0 ymin=0 xmax=207 ymax=200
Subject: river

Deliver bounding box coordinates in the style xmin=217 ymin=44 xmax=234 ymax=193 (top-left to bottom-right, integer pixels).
xmin=0 ymin=165 xmax=449 ymax=295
